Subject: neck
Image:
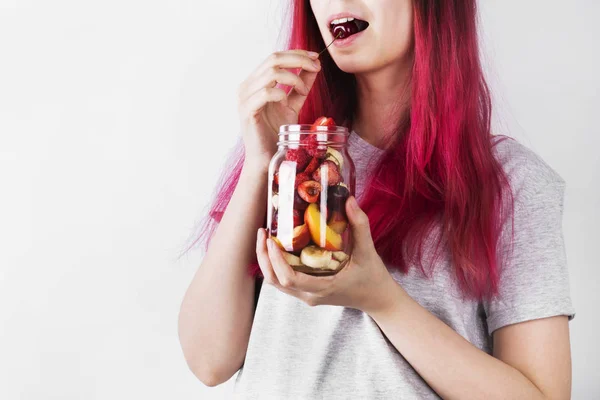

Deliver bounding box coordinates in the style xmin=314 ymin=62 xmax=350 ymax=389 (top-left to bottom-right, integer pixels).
xmin=352 ymin=60 xmax=412 ymax=149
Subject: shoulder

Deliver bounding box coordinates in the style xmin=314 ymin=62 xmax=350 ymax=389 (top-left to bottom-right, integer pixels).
xmin=491 ymin=135 xmax=566 ymax=202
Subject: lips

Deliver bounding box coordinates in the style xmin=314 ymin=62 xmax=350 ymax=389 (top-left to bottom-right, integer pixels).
xmin=328 ymin=16 xmax=369 ymax=40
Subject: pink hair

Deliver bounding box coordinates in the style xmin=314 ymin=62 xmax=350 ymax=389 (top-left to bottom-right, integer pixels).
xmin=180 ymin=0 xmax=515 ymax=300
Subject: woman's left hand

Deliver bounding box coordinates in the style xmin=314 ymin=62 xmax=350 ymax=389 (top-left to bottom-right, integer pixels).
xmin=256 ymin=196 xmax=400 ymax=315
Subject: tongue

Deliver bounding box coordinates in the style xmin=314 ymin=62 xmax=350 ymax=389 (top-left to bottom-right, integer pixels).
xmin=332 ymin=20 xmax=369 ymax=40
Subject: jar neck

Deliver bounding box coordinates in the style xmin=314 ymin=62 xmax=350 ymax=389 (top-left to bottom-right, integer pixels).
xmin=278 ymin=125 xmax=350 ymax=148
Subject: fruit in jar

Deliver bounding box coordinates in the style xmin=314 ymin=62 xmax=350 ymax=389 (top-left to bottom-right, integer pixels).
xmin=285 ymin=148 xmax=311 ymax=170
xmin=328 ymin=210 xmax=348 ymax=234
xmin=291 ymin=224 xmax=311 ymax=251
xmin=304 ymin=203 xmax=343 ymax=251
xmin=301 ymin=135 xmax=327 ymax=158
xmin=303 ymin=157 xmax=320 ymax=175
xmin=312 ymin=160 xmax=342 ymax=186
xmin=292 ymin=209 xmax=303 ymax=227
xmin=294 ymin=172 xmax=311 ymax=188
xmin=311 ymin=117 xmax=336 ymax=129
xmin=271 ymin=210 xmax=278 ymax=236
xmin=326 ymin=258 xmax=341 ymax=271
xmin=332 ymin=251 xmax=349 ymax=263
xmin=294 ymin=191 xmax=309 ymax=211
xmin=325 ymin=147 xmax=344 ymax=168
xmin=297 ymin=180 xmax=322 ymax=203
xmin=300 ymin=245 xmax=333 ymax=269
xmin=272 ymin=194 xmax=279 ymax=210
xmin=327 ymin=184 xmax=350 ymax=212
xmin=281 ymin=251 xmax=304 ymax=267
xmin=271 ymin=236 xmax=284 ymax=250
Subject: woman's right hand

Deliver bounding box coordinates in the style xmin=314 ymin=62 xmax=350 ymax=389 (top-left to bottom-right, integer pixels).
xmin=237 ymin=50 xmax=322 ymax=170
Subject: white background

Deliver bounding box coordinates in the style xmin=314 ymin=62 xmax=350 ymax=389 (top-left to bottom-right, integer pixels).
xmin=0 ymin=0 xmax=598 ymax=399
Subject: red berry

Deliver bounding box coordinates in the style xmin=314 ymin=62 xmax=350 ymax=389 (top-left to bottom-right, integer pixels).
xmin=312 ymin=160 xmax=342 ymax=186
xmin=311 ymin=116 xmax=336 ymax=129
xmin=301 ymin=135 xmax=327 ymax=158
xmin=285 ymin=148 xmax=311 ymax=171
xmin=304 ymin=157 xmax=321 ymax=175
xmin=294 ymin=172 xmax=311 ymax=188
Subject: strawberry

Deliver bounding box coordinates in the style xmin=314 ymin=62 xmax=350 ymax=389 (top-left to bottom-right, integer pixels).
xmin=311 ymin=117 xmax=336 ymax=130
xmin=285 ymin=148 xmax=311 ymax=170
xmin=312 ymin=160 xmax=342 ymax=186
xmin=304 ymin=157 xmax=321 ymax=175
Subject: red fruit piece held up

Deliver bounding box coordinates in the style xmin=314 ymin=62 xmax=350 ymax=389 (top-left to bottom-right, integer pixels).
xmin=297 ymin=180 xmax=322 ymax=203
xmin=312 ymin=160 xmax=342 ymax=186
xmin=311 ymin=117 xmax=336 ymax=130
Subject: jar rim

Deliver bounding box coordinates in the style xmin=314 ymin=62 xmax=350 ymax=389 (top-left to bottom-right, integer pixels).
xmin=279 ymin=124 xmax=349 ymax=135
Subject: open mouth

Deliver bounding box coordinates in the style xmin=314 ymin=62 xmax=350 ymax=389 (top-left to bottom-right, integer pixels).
xmin=329 ymin=17 xmax=369 ymax=40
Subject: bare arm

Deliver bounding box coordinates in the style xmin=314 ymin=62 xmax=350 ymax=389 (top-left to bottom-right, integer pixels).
xmin=177 ymin=49 xmax=320 ymax=387
xmin=178 ymin=162 xmax=267 ymax=387
xmin=370 ymin=282 xmax=572 ymax=400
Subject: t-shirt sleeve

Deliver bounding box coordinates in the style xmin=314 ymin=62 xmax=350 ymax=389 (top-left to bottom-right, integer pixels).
xmin=483 ymin=173 xmax=576 ymax=335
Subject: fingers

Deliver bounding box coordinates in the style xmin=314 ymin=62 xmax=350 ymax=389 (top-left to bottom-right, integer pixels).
xmin=287 ymin=68 xmax=320 ymax=116
xmin=242 ymin=68 xmax=311 ymax=104
xmin=257 ymin=50 xmax=321 ymax=76
xmin=238 ymin=50 xmax=322 ymax=115
xmin=345 ymin=196 xmax=375 ymax=252
xmin=255 ymin=228 xmax=281 ymax=286
xmin=240 ymin=87 xmax=288 ymax=122
xmin=267 ymin=238 xmax=336 ymax=294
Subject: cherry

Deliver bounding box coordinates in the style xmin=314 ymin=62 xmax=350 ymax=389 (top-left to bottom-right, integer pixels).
xmin=327 ymin=184 xmax=350 ymax=213
xmin=332 ymin=22 xmax=358 ymax=40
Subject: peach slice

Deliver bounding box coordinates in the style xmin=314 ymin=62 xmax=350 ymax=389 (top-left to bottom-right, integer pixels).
xmin=328 ymin=210 xmax=348 ymax=234
xmin=304 ymin=203 xmax=343 ymax=251
xmin=271 ymin=236 xmax=285 ymax=250
xmin=291 ymin=224 xmax=311 ymax=251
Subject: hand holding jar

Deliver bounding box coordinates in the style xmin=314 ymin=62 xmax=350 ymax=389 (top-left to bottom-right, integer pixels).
xmin=256 ymin=192 xmax=399 ymax=314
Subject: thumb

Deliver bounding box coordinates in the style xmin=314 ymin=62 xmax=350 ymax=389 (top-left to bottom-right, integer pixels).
xmin=287 ymin=63 xmax=320 ymax=115
xmin=345 ymin=196 xmax=374 ymax=251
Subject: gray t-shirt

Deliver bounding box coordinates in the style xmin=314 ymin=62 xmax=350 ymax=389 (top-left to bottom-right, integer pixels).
xmin=232 ymin=131 xmax=576 ymax=399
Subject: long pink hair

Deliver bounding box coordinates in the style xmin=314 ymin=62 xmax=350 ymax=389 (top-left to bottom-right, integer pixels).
xmin=180 ymin=0 xmax=515 ymax=300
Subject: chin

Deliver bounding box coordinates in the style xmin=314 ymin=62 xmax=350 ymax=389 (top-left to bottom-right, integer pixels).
xmin=331 ymin=53 xmax=389 ymax=75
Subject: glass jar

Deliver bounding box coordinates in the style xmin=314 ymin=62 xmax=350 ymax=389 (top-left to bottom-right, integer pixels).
xmin=266 ymin=123 xmax=356 ymax=276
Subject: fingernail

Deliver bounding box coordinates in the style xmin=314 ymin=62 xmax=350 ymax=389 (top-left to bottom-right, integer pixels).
xmin=308 ymin=51 xmax=319 ymax=59
xmin=267 ymin=239 xmax=273 ymax=249
xmin=312 ymin=60 xmax=321 ymax=69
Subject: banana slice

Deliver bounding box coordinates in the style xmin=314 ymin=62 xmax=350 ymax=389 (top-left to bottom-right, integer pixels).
xmin=300 ymin=246 xmax=333 ymax=269
xmin=282 ymin=251 xmax=303 ymax=267
xmin=327 ymin=259 xmax=341 ymax=271
xmin=272 ymin=194 xmax=279 ymax=210
xmin=326 ymin=147 xmax=344 ymax=169
xmin=332 ymin=251 xmax=349 ymax=263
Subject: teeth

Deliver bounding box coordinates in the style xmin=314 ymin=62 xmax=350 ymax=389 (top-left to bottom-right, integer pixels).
xmin=331 ymin=17 xmax=356 ymax=26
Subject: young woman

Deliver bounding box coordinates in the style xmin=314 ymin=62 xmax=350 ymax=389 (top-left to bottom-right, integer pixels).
xmin=178 ymin=1 xmax=576 ymax=398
